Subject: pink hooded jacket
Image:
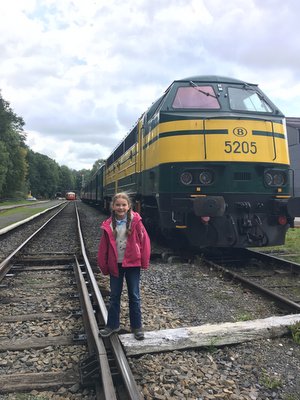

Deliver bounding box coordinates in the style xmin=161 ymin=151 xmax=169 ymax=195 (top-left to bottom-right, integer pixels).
xmin=97 ymin=211 xmax=151 ymax=277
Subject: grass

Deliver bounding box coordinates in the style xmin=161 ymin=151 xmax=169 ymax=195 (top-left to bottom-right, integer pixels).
xmin=0 ymin=205 xmax=50 ymax=229
xmin=1 ymin=207 xmax=46 ymax=218
xmin=204 ymin=337 xmax=219 ymax=354
xmin=280 ymin=228 xmax=300 ymax=253
xmin=0 ymin=199 xmax=31 ymax=206
xmin=259 ymin=368 xmax=283 ymax=389
xmin=236 ymin=312 xmax=253 ymax=321
xmin=289 ymin=322 xmax=300 ymax=345
xmin=1 ymin=206 xmax=45 ymax=214
xmin=260 ymin=227 xmax=300 ymax=256
xmin=2 ymin=395 xmax=48 ymax=400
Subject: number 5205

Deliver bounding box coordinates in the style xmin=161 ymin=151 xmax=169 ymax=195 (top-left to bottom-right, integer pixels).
xmin=224 ymin=141 xmax=257 ymax=154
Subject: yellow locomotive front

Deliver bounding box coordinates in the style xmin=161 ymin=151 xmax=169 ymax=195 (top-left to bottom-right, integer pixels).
xmin=138 ymin=76 xmax=300 ymax=248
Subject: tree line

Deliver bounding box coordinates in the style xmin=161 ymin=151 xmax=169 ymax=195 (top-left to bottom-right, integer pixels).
xmin=0 ymin=91 xmax=98 ymax=200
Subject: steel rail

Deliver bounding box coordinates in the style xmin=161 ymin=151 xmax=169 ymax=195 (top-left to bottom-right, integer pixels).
xmin=0 ymin=202 xmax=69 ymax=281
xmin=206 ymin=259 xmax=300 ymax=312
xmin=74 ymin=256 xmax=116 ymax=400
xmin=0 ymin=201 xmax=120 ymax=398
xmin=246 ymin=248 xmax=300 ymax=271
xmin=75 ymin=203 xmax=142 ymax=400
xmin=75 ymin=205 xmax=108 ymax=322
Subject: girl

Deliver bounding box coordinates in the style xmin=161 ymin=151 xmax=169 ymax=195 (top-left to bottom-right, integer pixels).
xmin=97 ymin=192 xmax=151 ymax=340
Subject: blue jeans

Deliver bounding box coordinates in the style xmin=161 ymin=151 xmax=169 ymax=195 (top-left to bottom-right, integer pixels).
xmin=107 ymin=265 xmax=142 ymax=330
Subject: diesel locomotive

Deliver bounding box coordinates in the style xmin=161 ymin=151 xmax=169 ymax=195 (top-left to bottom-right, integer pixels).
xmin=81 ymin=75 xmax=300 ymax=248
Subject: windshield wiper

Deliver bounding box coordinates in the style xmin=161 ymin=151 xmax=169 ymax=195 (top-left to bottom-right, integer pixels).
xmin=243 ymin=83 xmax=266 ymax=101
xmin=189 ymin=81 xmax=217 ymax=98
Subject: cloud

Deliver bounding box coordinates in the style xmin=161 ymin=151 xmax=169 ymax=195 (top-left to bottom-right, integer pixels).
xmin=1 ymin=0 xmax=300 ymax=170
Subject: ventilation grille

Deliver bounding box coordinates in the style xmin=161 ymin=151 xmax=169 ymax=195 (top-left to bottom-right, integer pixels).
xmin=234 ymin=172 xmax=251 ymax=181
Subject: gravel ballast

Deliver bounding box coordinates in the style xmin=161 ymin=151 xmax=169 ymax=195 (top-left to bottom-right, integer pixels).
xmin=78 ymin=201 xmax=300 ymax=400
xmin=0 ymin=201 xmax=300 ymax=399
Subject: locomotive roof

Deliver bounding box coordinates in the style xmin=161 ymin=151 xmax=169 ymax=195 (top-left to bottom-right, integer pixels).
xmin=175 ymin=75 xmax=257 ymax=86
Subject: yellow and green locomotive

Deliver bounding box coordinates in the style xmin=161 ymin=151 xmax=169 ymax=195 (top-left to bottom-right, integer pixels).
xmin=82 ymin=75 xmax=300 ymax=248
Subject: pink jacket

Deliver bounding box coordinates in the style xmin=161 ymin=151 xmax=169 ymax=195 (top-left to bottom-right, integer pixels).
xmin=97 ymin=211 xmax=151 ymax=277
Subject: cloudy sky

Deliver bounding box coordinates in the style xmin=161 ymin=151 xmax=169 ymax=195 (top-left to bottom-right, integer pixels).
xmin=1 ymin=0 xmax=300 ymax=170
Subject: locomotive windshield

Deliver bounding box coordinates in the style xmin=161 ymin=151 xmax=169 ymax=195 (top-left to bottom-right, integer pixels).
xmin=172 ymin=86 xmax=220 ymax=109
xmin=228 ymin=87 xmax=273 ymax=113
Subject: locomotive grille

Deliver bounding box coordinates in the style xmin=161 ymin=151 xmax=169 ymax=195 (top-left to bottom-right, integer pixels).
xmin=234 ymin=172 xmax=252 ymax=181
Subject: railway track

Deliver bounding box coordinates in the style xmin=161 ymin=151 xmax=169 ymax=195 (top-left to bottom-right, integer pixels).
xmin=0 ymin=202 xmax=142 ymax=399
xmin=2 ymin=201 xmax=300 ymax=398
xmin=203 ymin=248 xmax=300 ymax=313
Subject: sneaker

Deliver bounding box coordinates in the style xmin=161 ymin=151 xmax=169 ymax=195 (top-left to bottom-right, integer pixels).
xmin=132 ymin=328 xmax=144 ymax=340
xmin=99 ymin=326 xmax=120 ymax=337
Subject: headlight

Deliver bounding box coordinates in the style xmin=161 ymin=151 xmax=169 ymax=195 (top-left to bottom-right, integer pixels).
xmin=264 ymin=170 xmax=286 ymax=187
xmin=180 ymin=171 xmax=193 ymax=185
xmin=264 ymin=172 xmax=273 ymax=186
xmin=273 ymin=173 xmax=285 ymax=186
xmin=199 ymin=170 xmax=213 ymax=185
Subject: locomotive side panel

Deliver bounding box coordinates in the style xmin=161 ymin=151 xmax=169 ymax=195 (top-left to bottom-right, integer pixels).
xmin=104 ymin=125 xmax=140 ymax=200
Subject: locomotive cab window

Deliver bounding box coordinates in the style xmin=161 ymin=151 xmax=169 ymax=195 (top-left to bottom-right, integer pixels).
xmin=172 ymin=86 xmax=220 ymax=109
xmin=228 ymin=87 xmax=273 ymax=113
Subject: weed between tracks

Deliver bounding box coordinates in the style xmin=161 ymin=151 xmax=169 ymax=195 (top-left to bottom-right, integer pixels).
xmin=259 ymin=368 xmax=283 ymax=389
xmin=290 ymin=322 xmax=300 ymax=345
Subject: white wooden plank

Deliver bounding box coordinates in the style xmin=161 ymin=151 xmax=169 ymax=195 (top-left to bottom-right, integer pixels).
xmin=119 ymin=314 xmax=300 ymax=356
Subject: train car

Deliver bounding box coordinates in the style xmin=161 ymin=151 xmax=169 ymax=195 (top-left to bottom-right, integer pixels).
xmin=81 ymin=75 xmax=300 ymax=248
xmin=80 ymin=166 xmax=105 ymax=206
xmin=65 ymin=191 xmax=76 ymax=200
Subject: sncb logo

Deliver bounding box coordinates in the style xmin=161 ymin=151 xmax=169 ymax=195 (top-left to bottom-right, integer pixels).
xmin=233 ymin=127 xmax=247 ymax=137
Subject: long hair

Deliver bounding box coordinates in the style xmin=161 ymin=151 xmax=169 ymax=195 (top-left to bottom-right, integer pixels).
xmin=111 ymin=192 xmax=132 ymax=238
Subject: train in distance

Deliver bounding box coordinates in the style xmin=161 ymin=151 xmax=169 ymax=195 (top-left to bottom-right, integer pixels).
xmin=65 ymin=191 xmax=76 ymax=200
xmin=81 ymin=75 xmax=300 ymax=249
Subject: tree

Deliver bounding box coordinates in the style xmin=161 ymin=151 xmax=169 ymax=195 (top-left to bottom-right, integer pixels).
xmin=2 ymin=136 xmax=28 ymax=196
xmin=0 ymin=141 xmax=9 ymax=195
xmin=77 ymin=168 xmax=91 ymax=190
xmin=0 ymin=95 xmax=25 ymax=139
xmin=27 ymin=150 xmax=60 ymax=198
xmin=58 ymin=165 xmax=76 ymax=194
xmin=90 ymin=159 xmax=105 ymax=178
xmin=0 ymin=93 xmax=27 ymax=198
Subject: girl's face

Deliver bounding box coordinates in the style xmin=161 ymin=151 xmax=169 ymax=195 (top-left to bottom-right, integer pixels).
xmin=112 ymin=197 xmax=130 ymax=220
